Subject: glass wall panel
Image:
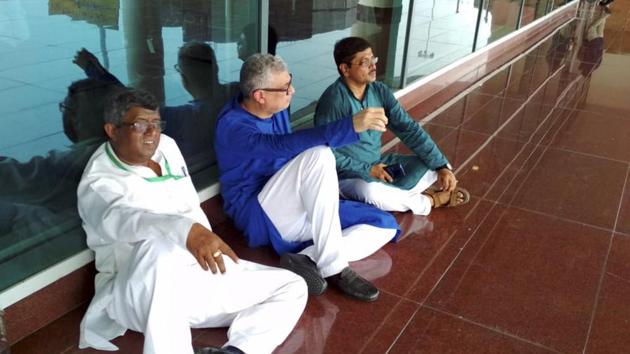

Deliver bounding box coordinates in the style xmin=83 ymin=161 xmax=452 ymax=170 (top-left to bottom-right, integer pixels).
xmin=520 ymin=0 xmax=550 ymax=27
xmin=268 ymin=0 xmax=409 ymax=125
xmin=0 ymin=0 xmax=258 ymax=292
xmin=475 ymin=0 xmax=522 ymax=49
xmin=0 ymin=0 xmax=578 ymax=293
xmin=403 ymin=0 xmax=480 ymax=83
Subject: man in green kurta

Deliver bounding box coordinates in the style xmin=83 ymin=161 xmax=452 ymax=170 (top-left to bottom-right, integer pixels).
xmin=314 ymin=37 xmax=469 ymax=215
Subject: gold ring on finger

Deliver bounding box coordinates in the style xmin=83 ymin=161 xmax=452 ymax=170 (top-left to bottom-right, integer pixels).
xmin=212 ymin=250 xmax=222 ymax=258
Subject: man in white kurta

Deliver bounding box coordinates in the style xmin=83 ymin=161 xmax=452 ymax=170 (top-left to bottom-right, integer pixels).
xmin=77 ymin=89 xmax=307 ymax=354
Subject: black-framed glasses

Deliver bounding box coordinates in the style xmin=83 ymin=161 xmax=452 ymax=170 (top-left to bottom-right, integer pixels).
xmin=348 ymin=56 xmax=379 ymax=68
xmin=257 ymin=73 xmax=293 ymax=96
xmin=119 ymin=120 xmax=166 ymax=134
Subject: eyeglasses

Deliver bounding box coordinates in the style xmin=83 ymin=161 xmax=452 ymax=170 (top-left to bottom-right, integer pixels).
xmin=119 ymin=120 xmax=166 ymax=134
xmin=58 ymin=101 xmax=73 ymax=114
xmin=348 ymin=56 xmax=379 ymax=68
xmin=257 ymin=74 xmax=293 ymax=96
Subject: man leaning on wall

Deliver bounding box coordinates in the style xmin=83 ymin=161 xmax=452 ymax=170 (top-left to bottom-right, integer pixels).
xmin=214 ymin=54 xmax=401 ymax=303
xmin=77 ymin=88 xmax=307 ymax=354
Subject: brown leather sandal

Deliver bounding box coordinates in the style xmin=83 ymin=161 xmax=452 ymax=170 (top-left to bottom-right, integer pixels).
xmin=424 ymin=187 xmax=471 ymax=208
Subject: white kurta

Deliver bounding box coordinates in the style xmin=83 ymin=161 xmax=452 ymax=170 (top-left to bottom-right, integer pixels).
xmin=77 ymin=135 xmax=307 ymax=354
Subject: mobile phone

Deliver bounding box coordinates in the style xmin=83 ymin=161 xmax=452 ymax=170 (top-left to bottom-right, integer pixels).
xmin=384 ymin=163 xmax=406 ymax=180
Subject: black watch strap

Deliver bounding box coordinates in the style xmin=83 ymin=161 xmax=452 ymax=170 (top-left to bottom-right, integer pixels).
xmin=436 ymin=164 xmax=450 ymax=171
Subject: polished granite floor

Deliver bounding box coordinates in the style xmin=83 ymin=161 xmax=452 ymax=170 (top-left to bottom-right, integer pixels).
xmin=11 ymin=1 xmax=630 ymax=353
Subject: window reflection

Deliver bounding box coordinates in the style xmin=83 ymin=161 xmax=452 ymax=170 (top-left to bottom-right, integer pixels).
xmin=476 ymin=0 xmax=521 ymax=48
xmin=521 ymin=0 xmax=552 ymax=27
xmin=577 ymin=2 xmax=609 ymax=76
xmin=0 ymin=0 xmax=257 ymax=292
xmin=269 ymin=0 xmax=405 ymax=121
xmin=75 ymin=43 xmax=239 ymax=175
xmin=405 ymin=0 xmax=480 ymax=83
xmin=0 ymin=79 xmax=119 ymax=290
xmin=0 ymin=0 xmax=576 ymax=292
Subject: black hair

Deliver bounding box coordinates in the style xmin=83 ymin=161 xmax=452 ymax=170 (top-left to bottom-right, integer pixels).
xmin=333 ymin=37 xmax=372 ymax=76
xmin=103 ymin=88 xmax=159 ymax=126
xmin=62 ymin=78 xmax=123 ymax=143
xmin=177 ymin=41 xmax=219 ymax=83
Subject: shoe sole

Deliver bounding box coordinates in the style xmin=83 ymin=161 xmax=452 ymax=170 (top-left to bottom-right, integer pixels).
xmin=279 ymin=254 xmax=327 ymax=296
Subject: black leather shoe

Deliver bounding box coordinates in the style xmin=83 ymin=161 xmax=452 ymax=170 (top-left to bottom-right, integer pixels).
xmin=194 ymin=346 xmax=245 ymax=354
xmin=279 ymin=253 xmax=327 ymax=295
xmin=194 ymin=347 xmax=224 ymax=354
xmin=327 ymin=267 xmax=379 ymax=302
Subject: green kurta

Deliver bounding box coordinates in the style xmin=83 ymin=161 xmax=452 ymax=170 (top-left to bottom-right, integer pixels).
xmin=314 ymin=78 xmax=448 ymax=190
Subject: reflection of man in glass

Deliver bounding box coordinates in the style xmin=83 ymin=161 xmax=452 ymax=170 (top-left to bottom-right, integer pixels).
xmin=0 ymin=78 xmax=119 ymax=238
xmin=166 ymin=42 xmax=239 ymax=170
xmin=546 ymin=24 xmax=575 ymax=72
xmin=77 ymin=88 xmax=307 ymax=354
xmin=315 ymin=37 xmax=470 ymax=216
xmin=75 ymin=42 xmax=238 ymax=175
xmin=215 ymin=54 xmax=400 ymax=302
xmin=578 ymin=2 xmax=611 ymax=76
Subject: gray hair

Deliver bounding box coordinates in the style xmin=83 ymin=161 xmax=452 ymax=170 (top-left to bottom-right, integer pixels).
xmin=240 ymin=53 xmax=288 ymax=98
xmin=103 ymin=88 xmax=159 ymax=126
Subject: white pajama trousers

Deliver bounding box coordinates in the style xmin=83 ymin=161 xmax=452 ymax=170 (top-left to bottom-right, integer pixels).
xmin=258 ymin=146 xmax=397 ymax=278
xmin=338 ymin=169 xmax=438 ymax=216
xmin=106 ymin=237 xmax=308 ymax=354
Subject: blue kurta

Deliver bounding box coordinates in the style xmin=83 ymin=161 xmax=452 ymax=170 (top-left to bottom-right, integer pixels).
xmin=215 ymin=95 xmax=400 ymax=255
xmin=314 ymin=78 xmax=449 ymax=190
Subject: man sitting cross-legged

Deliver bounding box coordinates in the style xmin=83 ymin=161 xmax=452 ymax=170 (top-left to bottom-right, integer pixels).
xmin=315 ymin=37 xmax=470 ymax=215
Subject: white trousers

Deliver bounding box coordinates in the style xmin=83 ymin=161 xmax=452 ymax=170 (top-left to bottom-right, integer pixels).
xmin=258 ymin=147 xmax=397 ymax=278
xmin=106 ymin=237 xmax=307 ymax=354
xmin=338 ymin=170 xmax=438 ymax=216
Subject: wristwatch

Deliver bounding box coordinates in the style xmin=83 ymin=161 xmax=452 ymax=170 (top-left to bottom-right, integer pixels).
xmin=435 ymin=164 xmax=450 ymax=171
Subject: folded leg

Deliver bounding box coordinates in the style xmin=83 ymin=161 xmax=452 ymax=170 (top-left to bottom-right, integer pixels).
xmin=339 ymin=170 xmax=437 ymax=215
xmin=108 ymin=237 xmax=307 ymax=354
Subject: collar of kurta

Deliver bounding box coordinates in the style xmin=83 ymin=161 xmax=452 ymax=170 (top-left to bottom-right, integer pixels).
xmin=105 ymin=143 xmax=185 ymax=182
xmin=340 ymin=77 xmax=372 ymax=108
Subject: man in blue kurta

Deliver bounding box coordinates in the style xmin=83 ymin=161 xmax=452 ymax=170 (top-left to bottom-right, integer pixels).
xmin=314 ymin=37 xmax=470 ymax=215
xmin=215 ymin=54 xmax=400 ymax=302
